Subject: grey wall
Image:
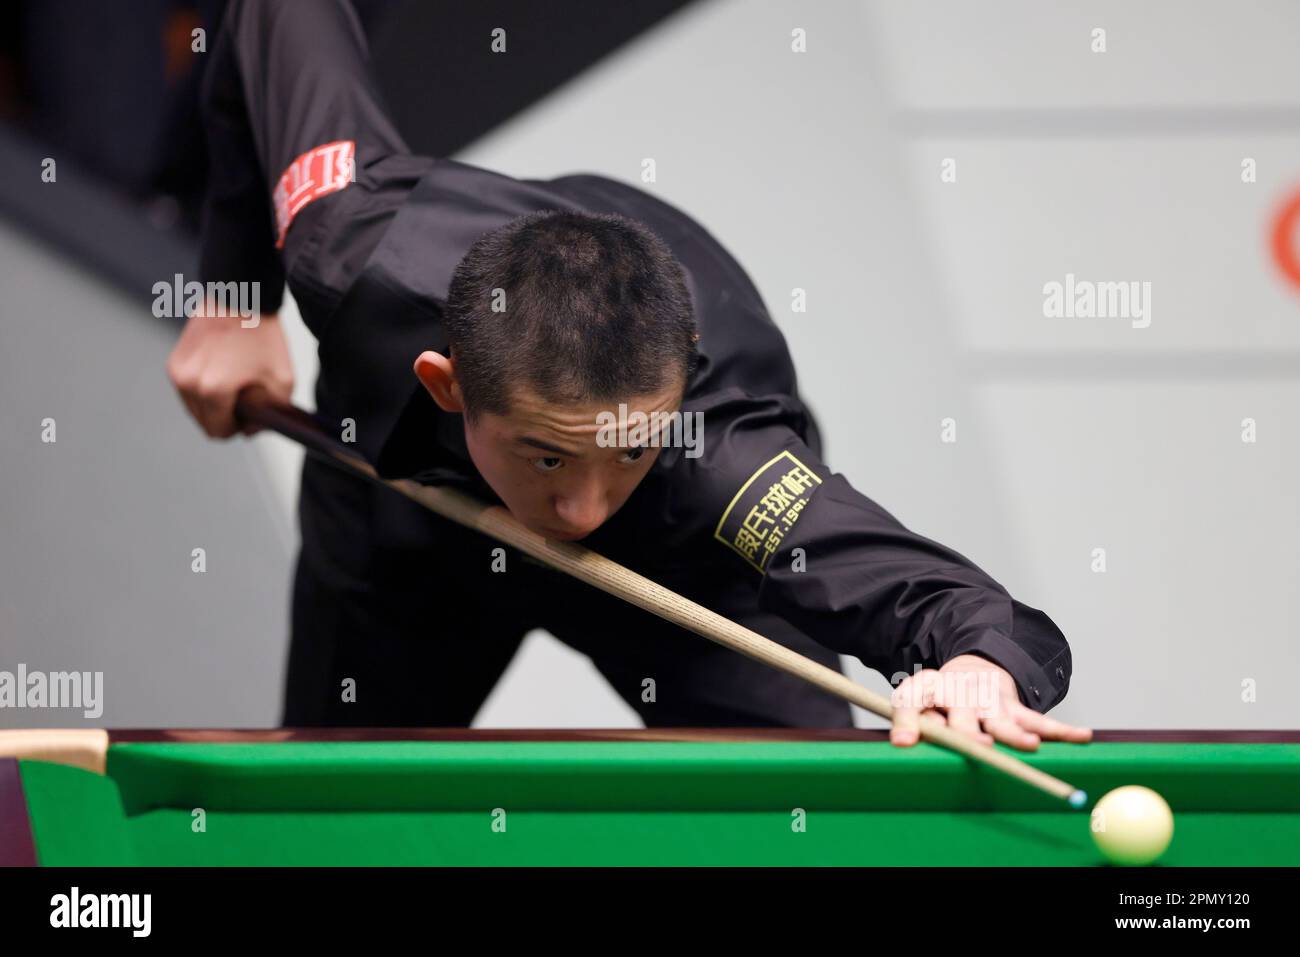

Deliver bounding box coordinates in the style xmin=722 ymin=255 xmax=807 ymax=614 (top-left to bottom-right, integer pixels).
xmin=0 ymin=223 xmax=290 ymax=727
xmin=3 ymin=0 xmax=1297 ymax=730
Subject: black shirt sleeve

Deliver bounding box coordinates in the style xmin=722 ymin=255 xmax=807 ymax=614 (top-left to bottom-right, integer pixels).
xmin=197 ymin=0 xmax=285 ymax=309
xmin=197 ymin=0 xmax=415 ymax=313
xmin=669 ymin=389 xmax=1073 ymax=711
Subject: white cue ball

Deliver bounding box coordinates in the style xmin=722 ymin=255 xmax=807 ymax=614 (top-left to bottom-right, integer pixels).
xmin=1091 ymin=785 xmax=1175 ymax=866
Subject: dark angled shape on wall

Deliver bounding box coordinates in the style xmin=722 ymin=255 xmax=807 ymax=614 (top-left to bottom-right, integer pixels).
xmin=368 ymin=0 xmax=698 ymax=157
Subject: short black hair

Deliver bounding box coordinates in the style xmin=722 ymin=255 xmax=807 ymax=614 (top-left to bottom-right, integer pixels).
xmin=443 ymin=210 xmax=698 ymax=418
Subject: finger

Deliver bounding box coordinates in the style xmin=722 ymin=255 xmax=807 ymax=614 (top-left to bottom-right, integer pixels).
xmin=177 ymin=389 xmax=206 ymax=431
xmin=909 ymin=670 xmax=944 ymax=711
xmin=914 ymin=708 xmax=950 ymax=739
xmin=915 ymin=672 xmax=996 ymax=746
xmin=191 ymin=379 xmax=241 ymax=438
xmin=177 ymin=388 xmax=236 ymax=440
xmin=982 ymin=713 xmax=1041 ymax=752
xmin=240 ymin=377 xmax=294 ymax=436
xmin=1014 ymin=708 xmax=1093 ymax=743
xmin=944 ymin=706 xmax=994 ymax=745
xmin=891 ymin=671 xmax=940 ymax=747
xmin=891 ymin=705 xmax=920 ymax=747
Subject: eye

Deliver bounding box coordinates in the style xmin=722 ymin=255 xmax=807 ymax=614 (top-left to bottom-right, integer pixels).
xmin=619 ymin=447 xmax=646 ymax=464
xmin=532 ymin=456 xmax=564 ymax=473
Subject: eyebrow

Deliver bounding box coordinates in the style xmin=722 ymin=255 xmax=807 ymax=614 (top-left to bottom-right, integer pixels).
xmin=515 ymin=435 xmax=583 ymax=457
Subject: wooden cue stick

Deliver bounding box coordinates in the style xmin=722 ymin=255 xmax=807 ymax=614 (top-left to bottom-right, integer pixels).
xmin=237 ymin=393 xmax=1087 ymax=807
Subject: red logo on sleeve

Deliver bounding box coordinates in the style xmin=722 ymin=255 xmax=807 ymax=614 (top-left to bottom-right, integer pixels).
xmin=272 ymin=140 xmax=355 ymax=248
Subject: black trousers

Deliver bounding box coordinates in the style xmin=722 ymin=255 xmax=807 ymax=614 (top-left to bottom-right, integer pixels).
xmin=283 ymin=458 xmax=854 ymax=728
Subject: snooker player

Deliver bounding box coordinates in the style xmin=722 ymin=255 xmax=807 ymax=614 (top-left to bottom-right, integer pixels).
xmin=168 ymin=0 xmax=1091 ymax=750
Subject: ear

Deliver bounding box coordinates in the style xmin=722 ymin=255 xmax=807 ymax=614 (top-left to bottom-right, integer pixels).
xmin=413 ymin=351 xmax=465 ymax=413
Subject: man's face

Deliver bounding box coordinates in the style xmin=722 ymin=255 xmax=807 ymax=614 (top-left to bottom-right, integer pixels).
xmin=462 ymin=383 xmax=682 ymax=541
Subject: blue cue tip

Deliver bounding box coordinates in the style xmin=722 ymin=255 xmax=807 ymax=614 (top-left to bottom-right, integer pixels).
xmin=1068 ymin=790 xmax=1088 ymax=809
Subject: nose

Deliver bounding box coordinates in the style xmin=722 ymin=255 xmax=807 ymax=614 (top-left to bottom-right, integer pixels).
xmin=553 ymin=485 xmax=609 ymax=537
